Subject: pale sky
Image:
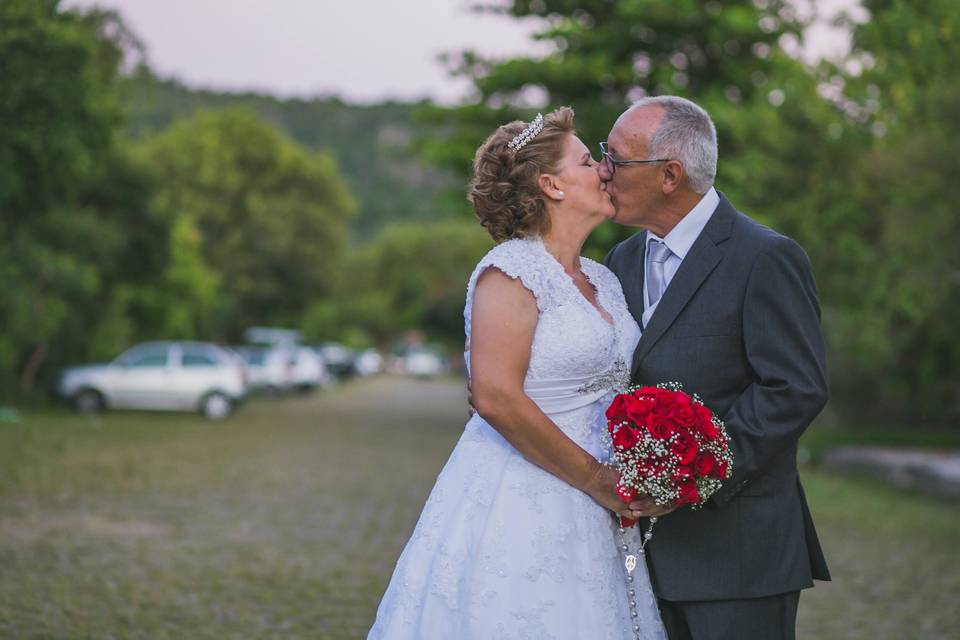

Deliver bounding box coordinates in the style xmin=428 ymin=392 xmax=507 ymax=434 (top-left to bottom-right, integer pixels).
xmin=65 ymin=0 xmax=863 ymax=104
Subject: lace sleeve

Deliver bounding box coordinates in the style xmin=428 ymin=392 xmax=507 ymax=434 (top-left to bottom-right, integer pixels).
xmin=463 ymin=238 xmax=558 ymax=347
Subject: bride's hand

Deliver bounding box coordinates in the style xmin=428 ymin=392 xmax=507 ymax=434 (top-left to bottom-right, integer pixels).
xmin=585 ymin=462 xmax=642 ymax=520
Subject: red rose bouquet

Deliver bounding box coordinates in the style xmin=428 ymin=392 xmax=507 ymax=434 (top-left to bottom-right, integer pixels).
xmin=606 ymin=382 xmax=733 ymax=528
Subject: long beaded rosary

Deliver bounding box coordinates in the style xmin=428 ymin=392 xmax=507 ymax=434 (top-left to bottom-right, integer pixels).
xmin=615 ymin=516 xmax=657 ymax=640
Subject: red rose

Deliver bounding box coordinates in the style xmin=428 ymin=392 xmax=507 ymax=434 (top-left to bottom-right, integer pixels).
xmin=677 ymin=479 xmax=700 ymax=505
xmin=646 ymin=415 xmax=678 ymax=440
xmin=617 ymin=483 xmax=637 ymax=503
xmin=652 ymin=389 xmax=677 ymax=415
xmin=670 ymin=430 xmax=698 ymax=465
xmin=613 ymin=425 xmax=641 ymax=450
xmin=633 ymin=386 xmax=659 ymax=398
xmin=695 ymin=404 xmax=720 ymax=439
xmin=605 ymin=393 xmax=633 ymax=423
xmin=713 ymin=459 xmax=729 ymax=479
xmin=694 ymin=452 xmax=717 ymax=477
xmin=670 ymin=398 xmax=698 ymax=428
xmin=625 ymin=396 xmax=655 ymax=426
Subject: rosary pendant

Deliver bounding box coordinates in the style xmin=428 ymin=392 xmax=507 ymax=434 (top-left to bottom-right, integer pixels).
xmin=624 ymin=554 xmax=638 ymax=573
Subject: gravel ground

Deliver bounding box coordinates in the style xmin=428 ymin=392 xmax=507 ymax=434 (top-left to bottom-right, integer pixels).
xmin=0 ymin=377 xmax=957 ymax=639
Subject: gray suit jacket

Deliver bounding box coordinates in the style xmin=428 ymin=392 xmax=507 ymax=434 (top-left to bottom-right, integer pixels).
xmin=604 ymin=194 xmax=831 ymax=602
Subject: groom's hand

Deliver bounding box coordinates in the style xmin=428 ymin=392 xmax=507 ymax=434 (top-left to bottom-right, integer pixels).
xmin=629 ymin=495 xmax=679 ymax=518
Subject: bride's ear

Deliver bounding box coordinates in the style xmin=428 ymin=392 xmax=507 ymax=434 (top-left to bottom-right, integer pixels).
xmin=538 ymin=174 xmax=565 ymax=201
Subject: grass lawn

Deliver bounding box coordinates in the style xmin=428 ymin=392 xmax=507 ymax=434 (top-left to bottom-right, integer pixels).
xmin=0 ymin=377 xmax=957 ymax=639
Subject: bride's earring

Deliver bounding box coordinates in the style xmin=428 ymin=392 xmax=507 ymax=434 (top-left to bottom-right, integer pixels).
xmin=557 ymin=191 xmax=565 ymax=199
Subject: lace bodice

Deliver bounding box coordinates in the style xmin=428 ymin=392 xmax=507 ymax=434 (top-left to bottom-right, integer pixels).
xmin=465 ymin=236 xmax=640 ymax=393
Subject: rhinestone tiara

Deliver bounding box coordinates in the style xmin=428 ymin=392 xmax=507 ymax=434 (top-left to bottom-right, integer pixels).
xmin=507 ymin=113 xmax=545 ymax=151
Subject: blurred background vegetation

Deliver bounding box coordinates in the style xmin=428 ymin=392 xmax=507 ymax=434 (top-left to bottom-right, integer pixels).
xmin=2 ymin=0 xmax=958 ymax=425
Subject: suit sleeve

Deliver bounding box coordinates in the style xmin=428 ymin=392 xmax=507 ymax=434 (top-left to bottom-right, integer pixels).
xmin=711 ymin=236 xmax=828 ymax=507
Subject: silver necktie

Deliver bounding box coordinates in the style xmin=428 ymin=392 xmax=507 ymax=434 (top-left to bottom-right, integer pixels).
xmin=646 ymin=240 xmax=672 ymax=307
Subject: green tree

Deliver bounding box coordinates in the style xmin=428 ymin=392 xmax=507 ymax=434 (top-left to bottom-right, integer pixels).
xmin=134 ymin=109 xmax=357 ymax=339
xmin=810 ymin=0 xmax=960 ymax=420
xmin=122 ymin=72 xmax=456 ymax=238
xmin=0 ymin=0 xmax=161 ymax=396
xmin=302 ymin=220 xmax=493 ymax=348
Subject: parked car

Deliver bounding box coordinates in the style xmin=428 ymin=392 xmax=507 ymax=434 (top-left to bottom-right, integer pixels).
xmin=232 ymin=345 xmax=296 ymax=395
xmin=289 ymin=346 xmax=332 ymax=391
xmin=353 ymin=348 xmax=384 ymax=377
xmin=315 ymin=342 xmax=356 ymax=379
xmin=401 ymin=347 xmax=448 ymax=378
xmin=56 ymin=341 xmax=246 ymax=420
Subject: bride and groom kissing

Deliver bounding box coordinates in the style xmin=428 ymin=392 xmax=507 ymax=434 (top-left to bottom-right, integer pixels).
xmin=369 ymin=96 xmax=830 ymax=640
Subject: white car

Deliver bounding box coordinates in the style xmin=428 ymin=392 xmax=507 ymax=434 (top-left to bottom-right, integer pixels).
xmin=56 ymin=341 xmax=247 ymax=420
xmin=402 ymin=348 xmax=448 ymax=378
xmin=354 ymin=349 xmax=384 ymax=377
xmin=289 ymin=346 xmax=332 ymax=391
xmin=233 ymin=345 xmax=296 ymax=395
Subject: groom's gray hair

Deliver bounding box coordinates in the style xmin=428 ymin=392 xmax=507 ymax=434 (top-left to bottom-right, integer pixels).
xmin=629 ymin=96 xmax=717 ymax=194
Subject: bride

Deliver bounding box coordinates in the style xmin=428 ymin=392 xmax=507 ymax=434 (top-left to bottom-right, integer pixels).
xmin=368 ymin=108 xmax=667 ymax=640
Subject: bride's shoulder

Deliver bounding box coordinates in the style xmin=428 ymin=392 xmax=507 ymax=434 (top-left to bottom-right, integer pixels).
xmin=466 ymin=236 xmax=560 ymax=312
xmin=477 ymin=236 xmax=529 ymax=263
xmin=470 ymin=237 xmax=545 ymax=281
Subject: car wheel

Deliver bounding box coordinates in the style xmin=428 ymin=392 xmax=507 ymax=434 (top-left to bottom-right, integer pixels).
xmin=200 ymin=392 xmax=232 ymax=421
xmin=74 ymin=389 xmax=104 ymax=415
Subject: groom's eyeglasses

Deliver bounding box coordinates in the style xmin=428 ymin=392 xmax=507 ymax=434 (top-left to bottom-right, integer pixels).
xmin=599 ymin=142 xmax=670 ymax=176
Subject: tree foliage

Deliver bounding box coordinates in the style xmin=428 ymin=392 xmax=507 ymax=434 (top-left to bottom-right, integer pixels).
xmin=133 ymin=109 xmax=357 ymax=340
xmin=416 ymin=0 xmax=960 ymax=422
xmin=302 ymin=220 xmax=494 ymax=348
xmin=0 ymin=0 xmax=160 ymax=396
xmin=4 ymin=0 xmax=957 ymax=422
xmin=808 ymin=0 xmax=960 ymax=419
xmin=122 ymin=72 xmax=456 ymax=237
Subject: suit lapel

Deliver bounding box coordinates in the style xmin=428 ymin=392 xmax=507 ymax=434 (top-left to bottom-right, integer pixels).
xmin=631 ymin=196 xmax=736 ymax=376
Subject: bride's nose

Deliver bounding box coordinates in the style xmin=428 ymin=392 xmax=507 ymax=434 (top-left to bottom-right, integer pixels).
xmin=596 ymin=163 xmax=611 ymax=182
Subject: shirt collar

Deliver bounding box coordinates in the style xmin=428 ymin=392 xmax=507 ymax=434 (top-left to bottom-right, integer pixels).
xmin=646 ymin=187 xmax=719 ymax=260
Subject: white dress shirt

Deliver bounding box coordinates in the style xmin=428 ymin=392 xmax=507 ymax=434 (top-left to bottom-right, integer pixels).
xmin=641 ymin=187 xmax=720 ymax=328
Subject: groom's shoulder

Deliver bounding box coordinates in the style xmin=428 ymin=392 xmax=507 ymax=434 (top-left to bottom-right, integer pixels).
xmin=602 ymin=231 xmax=645 ymax=272
xmin=728 ymin=205 xmax=812 ymax=269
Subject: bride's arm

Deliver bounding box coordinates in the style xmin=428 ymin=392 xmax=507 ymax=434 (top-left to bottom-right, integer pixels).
xmin=470 ymin=268 xmax=640 ymax=519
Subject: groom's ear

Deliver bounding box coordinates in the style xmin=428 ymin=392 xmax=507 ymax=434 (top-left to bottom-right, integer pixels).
xmin=660 ymin=160 xmax=685 ymax=195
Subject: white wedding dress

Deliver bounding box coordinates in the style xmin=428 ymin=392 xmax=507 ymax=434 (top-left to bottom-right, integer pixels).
xmin=369 ymin=236 xmax=666 ymax=640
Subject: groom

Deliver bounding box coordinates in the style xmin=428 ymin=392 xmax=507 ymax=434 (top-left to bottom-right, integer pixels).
xmin=600 ymin=96 xmax=831 ymax=640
